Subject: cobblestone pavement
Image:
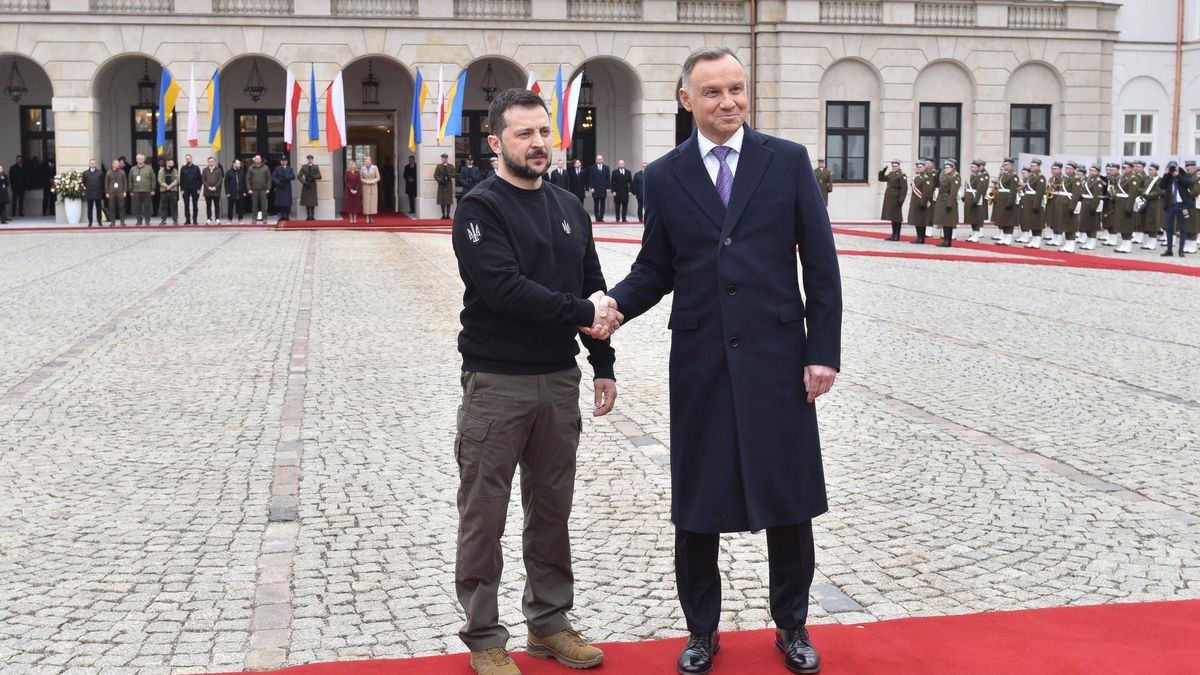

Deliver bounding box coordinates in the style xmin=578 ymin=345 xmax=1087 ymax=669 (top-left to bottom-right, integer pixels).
xmin=0 ymin=227 xmax=1197 ymax=673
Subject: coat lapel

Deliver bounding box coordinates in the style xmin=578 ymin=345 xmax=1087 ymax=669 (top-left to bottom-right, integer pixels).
xmin=720 ymin=126 xmax=772 ymax=241
xmin=671 ymin=132 xmax=726 ymax=230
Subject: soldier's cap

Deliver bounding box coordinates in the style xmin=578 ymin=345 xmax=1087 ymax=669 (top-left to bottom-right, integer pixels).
xmin=1186 ymin=161 xmax=1197 ymax=167
xmin=1051 ymin=162 xmax=1063 ymax=169
xmin=943 ymin=159 xmax=957 ymax=168
xmin=440 ymin=153 xmax=448 ymax=158
xmin=1121 ymin=161 xmax=1133 ymax=168
xmin=1105 ymin=163 xmax=1118 ymax=169
xmin=890 ymin=159 xmax=901 ymax=165
xmin=922 ymin=157 xmax=935 ymax=163
xmin=970 ymin=159 xmax=983 ymax=166
xmin=1089 ymin=164 xmax=1101 ymax=171
xmin=305 ymin=154 xmax=314 ymax=160
xmin=1149 ymin=163 xmax=1160 ymax=170
xmin=1066 ymin=161 xmax=1078 ymax=169
xmin=1133 ymin=160 xmax=1146 ymax=167
xmin=817 ymin=158 xmax=826 ymax=162
xmin=1002 ymin=158 xmax=1014 ymax=165
xmin=1029 ymin=159 xmax=1042 ymax=166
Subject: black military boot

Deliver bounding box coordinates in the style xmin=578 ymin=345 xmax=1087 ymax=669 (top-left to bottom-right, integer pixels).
xmin=939 ymin=226 xmax=954 ymax=247
xmin=886 ymin=222 xmax=901 ymax=241
xmin=910 ymin=226 xmax=926 ymax=244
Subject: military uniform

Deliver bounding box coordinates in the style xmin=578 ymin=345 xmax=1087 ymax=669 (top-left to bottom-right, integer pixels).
xmin=1058 ymin=164 xmax=1082 ymax=252
xmin=1020 ymin=161 xmax=1046 ymax=247
xmin=1111 ymin=163 xmax=1137 ymax=253
xmin=298 ymin=161 xmax=322 ymax=220
xmin=1138 ymin=164 xmax=1164 ymax=250
xmin=1100 ymin=164 xmax=1118 ymax=244
xmin=1130 ymin=161 xmax=1149 ymax=243
xmin=963 ymin=160 xmax=989 ymax=241
xmin=991 ymin=163 xmax=1019 ymax=245
xmin=878 ymin=162 xmax=907 ymax=240
xmin=814 ymin=163 xmax=833 ymax=206
xmin=906 ymin=162 xmax=934 ymax=244
xmin=434 ymin=158 xmax=457 ymax=219
xmin=127 ymin=162 xmax=156 ymax=225
xmin=933 ymin=161 xmax=961 ymax=247
xmin=104 ymin=166 xmax=128 ymax=226
xmin=1078 ymin=166 xmax=1105 ymax=249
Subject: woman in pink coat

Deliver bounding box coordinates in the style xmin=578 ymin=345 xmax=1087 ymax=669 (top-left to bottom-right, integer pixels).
xmin=360 ymin=156 xmax=381 ymax=224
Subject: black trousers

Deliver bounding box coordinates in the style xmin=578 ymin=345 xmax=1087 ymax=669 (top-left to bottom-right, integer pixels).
xmin=592 ymin=194 xmax=606 ymax=222
xmin=227 ymin=195 xmax=246 ymax=221
xmin=1165 ymin=205 xmax=1188 ymax=253
xmin=182 ymin=191 xmax=199 ymax=223
xmin=42 ymin=188 xmax=52 ymax=215
xmin=635 ymin=196 xmax=644 ymax=222
xmin=676 ymin=522 xmax=814 ymax=633
xmin=614 ymin=195 xmax=629 ymax=222
xmin=87 ymin=198 xmax=104 ymax=224
xmin=11 ymin=191 xmax=23 ymax=217
xmin=205 ymin=196 xmax=220 ymax=221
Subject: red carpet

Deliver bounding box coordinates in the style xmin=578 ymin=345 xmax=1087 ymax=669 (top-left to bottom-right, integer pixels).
xmin=216 ymin=600 xmax=1200 ymax=674
xmin=275 ymin=213 xmax=450 ymax=230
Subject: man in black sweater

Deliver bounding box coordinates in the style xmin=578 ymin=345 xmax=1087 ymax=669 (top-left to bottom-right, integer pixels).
xmin=451 ymin=88 xmax=619 ymax=675
xmin=179 ymin=154 xmax=202 ymax=224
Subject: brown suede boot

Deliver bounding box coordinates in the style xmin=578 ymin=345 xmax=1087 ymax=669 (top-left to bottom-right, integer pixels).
xmin=469 ymin=647 xmax=521 ymax=675
xmin=526 ymin=628 xmax=604 ymax=669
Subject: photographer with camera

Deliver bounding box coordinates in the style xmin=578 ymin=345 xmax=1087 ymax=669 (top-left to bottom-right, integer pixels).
xmin=1160 ymin=161 xmax=1194 ymax=257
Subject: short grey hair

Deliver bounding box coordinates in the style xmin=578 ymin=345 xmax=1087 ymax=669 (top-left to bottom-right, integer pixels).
xmin=681 ymin=47 xmax=741 ymax=89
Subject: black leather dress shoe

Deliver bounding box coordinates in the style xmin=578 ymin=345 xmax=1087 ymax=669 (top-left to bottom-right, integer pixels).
xmin=776 ymin=627 xmax=820 ymax=674
xmin=677 ymin=631 xmax=720 ymax=674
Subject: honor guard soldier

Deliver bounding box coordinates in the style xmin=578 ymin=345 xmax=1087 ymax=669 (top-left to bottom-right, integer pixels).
xmin=1186 ymin=161 xmax=1200 ymax=253
xmin=814 ymin=158 xmax=833 ymax=206
xmin=878 ymin=160 xmax=907 ymax=241
xmin=1078 ymin=164 xmax=1105 ymax=250
xmin=1020 ymin=159 xmax=1046 ymax=247
xmin=991 ymin=159 xmax=1019 ymax=245
xmin=1129 ymin=159 xmax=1147 ymax=244
xmin=1100 ymin=163 xmax=1119 ymax=244
xmin=907 ymin=160 xmax=934 ymax=244
xmin=933 ymin=159 xmax=961 ymax=247
xmin=963 ymin=159 xmax=988 ymax=241
xmin=1138 ymin=163 xmax=1164 ymax=250
xmin=1045 ymin=161 xmax=1065 ymax=245
xmin=1059 ymin=162 xmax=1083 ymax=252
xmin=1111 ymin=161 xmax=1137 ymax=253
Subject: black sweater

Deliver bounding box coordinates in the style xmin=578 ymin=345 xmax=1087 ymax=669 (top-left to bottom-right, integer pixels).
xmin=452 ymin=175 xmax=615 ymax=380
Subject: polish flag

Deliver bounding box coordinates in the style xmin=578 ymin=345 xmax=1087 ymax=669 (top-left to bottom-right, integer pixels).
xmin=526 ymin=70 xmax=541 ymax=96
xmin=284 ymin=69 xmax=301 ymax=150
xmin=325 ymin=71 xmax=346 ymax=152
xmin=561 ymin=71 xmax=583 ymax=149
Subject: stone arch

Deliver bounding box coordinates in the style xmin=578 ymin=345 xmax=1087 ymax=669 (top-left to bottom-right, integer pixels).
xmin=819 ymin=58 xmax=882 ymax=183
xmin=913 ymin=59 xmax=975 ymax=171
xmin=568 ymin=57 xmax=644 ymax=171
xmin=1005 ymin=61 xmax=1065 ymax=157
xmin=92 ymin=54 xmax=169 ymax=169
xmin=1115 ymin=75 xmax=1171 ymax=155
xmin=1 ymin=54 xmax=56 ymax=210
xmin=219 ymin=55 xmax=289 ymax=166
xmin=334 ymin=55 xmax=416 ymax=214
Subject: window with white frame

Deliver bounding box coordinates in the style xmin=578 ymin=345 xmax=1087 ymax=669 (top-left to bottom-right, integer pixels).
xmin=1121 ymin=112 xmax=1154 ymax=155
xmin=1193 ymin=111 xmax=1199 ymax=154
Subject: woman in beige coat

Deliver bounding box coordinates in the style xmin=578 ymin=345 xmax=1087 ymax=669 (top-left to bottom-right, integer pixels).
xmin=360 ymin=156 xmax=381 ymax=224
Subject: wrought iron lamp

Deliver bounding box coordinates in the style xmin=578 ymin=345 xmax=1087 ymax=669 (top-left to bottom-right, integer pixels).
xmin=481 ymin=61 xmax=497 ymax=103
xmin=244 ymin=59 xmax=266 ymax=103
xmin=361 ymin=60 xmax=380 ymax=105
xmin=136 ymin=59 xmax=155 ymax=107
xmin=4 ymin=58 xmax=27 ymax=104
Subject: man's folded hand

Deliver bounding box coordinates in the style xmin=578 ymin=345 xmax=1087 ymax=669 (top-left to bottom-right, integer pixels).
xmin=579 ymin=291 xmax=624 ymax=339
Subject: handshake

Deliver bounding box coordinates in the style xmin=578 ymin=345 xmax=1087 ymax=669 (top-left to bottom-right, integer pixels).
xmin=580 ymin=291 xmax=623 ymax=340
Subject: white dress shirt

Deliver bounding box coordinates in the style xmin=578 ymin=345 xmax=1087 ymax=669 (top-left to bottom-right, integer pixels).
xmin=697 ymin=126 xmax=744 ymax=185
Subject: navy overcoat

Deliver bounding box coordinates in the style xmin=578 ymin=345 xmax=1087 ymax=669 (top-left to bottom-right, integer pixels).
xmin=608 ymin=125 xmax=842 ymax=533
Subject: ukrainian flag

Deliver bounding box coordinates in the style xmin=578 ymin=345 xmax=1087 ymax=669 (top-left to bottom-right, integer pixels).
xmin=205 ymin=68 xmax=221 ymax=152
xmin=551 ymin=66 xmax=564 ymax=149
xmin=408 ymin=68 xmax=429 ymax=153
xmin=437 ymin=69 xmax=467 ymax=142
xmin=156 ymin=66 xmax=182 ymax=155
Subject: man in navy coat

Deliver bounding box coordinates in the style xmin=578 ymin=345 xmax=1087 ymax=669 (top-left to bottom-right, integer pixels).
xmin=587 ymin=155 xmax=611 ymax=223
xmin=601 ymin=47 xmax=841 ymax=675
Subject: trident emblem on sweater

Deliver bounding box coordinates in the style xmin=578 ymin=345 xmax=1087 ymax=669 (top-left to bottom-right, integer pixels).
xmin=466 ymin=222 xmax=482 ymax=244
xmin=561 ymin=220 xmax=571 ymax=235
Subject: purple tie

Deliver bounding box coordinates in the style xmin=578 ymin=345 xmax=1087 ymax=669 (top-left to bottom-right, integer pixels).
xmin=711 ymin=146 xmax=733 ymax=207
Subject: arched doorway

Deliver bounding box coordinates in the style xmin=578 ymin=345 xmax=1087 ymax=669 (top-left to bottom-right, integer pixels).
xmin=460 ymin=58 xmax=524 ymax=164
xmin=1 ymin=54 xmax=55 ymax=217
xmin=334 ymin=57 xmax=414 ymax=214
xmin=567 ymin=58 xmax=642 ymax=167
xmin=219 ymin=55 xmax=287 ymax=215
xmin=94 ymin=55 xmax=173 ymax=171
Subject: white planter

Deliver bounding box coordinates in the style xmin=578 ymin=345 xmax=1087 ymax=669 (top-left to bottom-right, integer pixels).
xmin=64 ymin=198 xmax=83 ymax=225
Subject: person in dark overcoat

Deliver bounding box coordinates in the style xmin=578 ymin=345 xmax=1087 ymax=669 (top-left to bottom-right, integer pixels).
xmin=298 ymin=154 xmax=322 ymax=220
xmin=877 ymin=160 xmax=906 ymax=240
xmin=403 ymin=155 xmax=418 ymax=214
xmin=632 ymin=162 xmax=646 ymax=221
xmin=610 ymin=160 xmax=633 ymax=221
xmin=0 ymin=163 xmax=9 ymax=224
xmin=568 ymin=159 xmax=587 ymax=203
xmin=272 ymin=156 xmax=296 ymax=222
xmin=82 ymin=159 xmax=106 ymax=226
xmin=601 ymin=48 xmax=841 ymax=675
